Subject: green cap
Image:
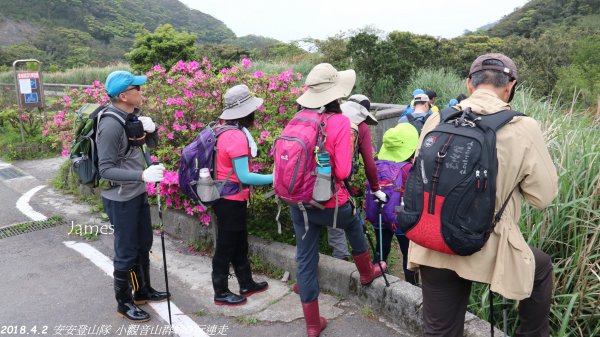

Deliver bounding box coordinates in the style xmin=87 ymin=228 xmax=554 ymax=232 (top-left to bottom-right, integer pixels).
xmin=378 ymin=123 xmax=419 ymax=162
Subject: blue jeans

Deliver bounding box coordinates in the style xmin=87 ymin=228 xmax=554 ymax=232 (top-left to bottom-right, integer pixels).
xmin=291 ymin=202 xmax=368 ymax=303
xmin=103 ymin=193 xmax=153 ymax=271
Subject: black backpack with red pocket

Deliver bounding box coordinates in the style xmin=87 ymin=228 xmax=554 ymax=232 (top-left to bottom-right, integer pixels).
xmin=397 ymin=107 xmax=523 ymax=256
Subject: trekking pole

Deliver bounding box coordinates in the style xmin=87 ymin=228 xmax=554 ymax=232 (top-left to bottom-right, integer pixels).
xmin=156 ymin=181 xmax=173 ymax=326
xmin=358 ymin=208 xmax=390 ymax=287
xmin=377 ymin=202 xmax=384 ymax=266
xmin=502 ymin=297 xmax=508 ymax=337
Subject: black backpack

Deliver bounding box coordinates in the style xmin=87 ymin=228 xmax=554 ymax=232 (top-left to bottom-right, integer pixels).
xmin=397 ymin=107 xmax=523 ymax=256
xmin=406 ymin=113 xmax=430 ymax=134
xmin=70 ymin=104 xmax=133 ymax=186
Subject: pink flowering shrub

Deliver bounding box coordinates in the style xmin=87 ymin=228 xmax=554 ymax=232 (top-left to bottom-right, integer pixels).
xmin=43 ymin=58 xmax=305 ymax=225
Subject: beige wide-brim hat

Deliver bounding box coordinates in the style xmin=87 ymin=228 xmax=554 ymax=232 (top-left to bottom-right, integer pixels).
xmin=219 ymin=84 xmax=264 ymax=120
xmin=296 ymin=63 xmax=356 ymax=109
xmin=341 ymin=95 xmax=378 ymax=125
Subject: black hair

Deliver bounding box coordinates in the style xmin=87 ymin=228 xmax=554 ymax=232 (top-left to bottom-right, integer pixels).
xmin=470 ymin=70 xmax=512 ymax=88
xmin=425 ymin=90 xmax=437 ymax=99
xmin=456 ymin=94 xmax=467 ymax=102
xmin=224 ymin=112 xmax=255 ymax=129
xmin=324 ymin=100 xmax=342 ymax=113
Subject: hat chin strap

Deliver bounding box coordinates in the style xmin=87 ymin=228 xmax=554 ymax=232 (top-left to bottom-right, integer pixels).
xmin=507 ymin=81 xmax=517 ymax=102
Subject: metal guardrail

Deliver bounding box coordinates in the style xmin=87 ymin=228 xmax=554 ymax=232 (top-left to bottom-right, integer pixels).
xmin=0 ymin=82 xmax=91 ymax=97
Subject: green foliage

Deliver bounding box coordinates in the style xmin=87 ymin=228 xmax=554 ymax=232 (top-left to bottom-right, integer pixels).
xmin=198 ymin=44 xmax=250 ymax=71
xmin=0 ymin=0 xmax=235 ymax=69
xmin=554 ymin=35 xmax=600 ymax=107
xmin=224 ymin=34 xmax=280 ymax=50
xmin=488 ymin=0 xmax=600 ymax=38
xmin=402 ymin=68 xmax=466 ymax=108
xmin=311 ymin=32 xmax=352 ymax=69
xmin=348 ymin=31 xmax=441 ymax=100
xmin=126 ymin=24 xmax=197 ymax=73
xmin=251 ymin=42 xmax=309 ymax=63
xmin=438 ymin=35 xmax=504 ymax=78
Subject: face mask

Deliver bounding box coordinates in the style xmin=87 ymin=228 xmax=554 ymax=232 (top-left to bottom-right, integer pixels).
xmin=125 ymin=114 xmax=146 ymax=147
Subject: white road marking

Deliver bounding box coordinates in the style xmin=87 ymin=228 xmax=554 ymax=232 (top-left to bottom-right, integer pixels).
xmin=63 ymin=241 xmax=209 ymax=337
xmin=16 ymin=185 xmax=47 ymax=221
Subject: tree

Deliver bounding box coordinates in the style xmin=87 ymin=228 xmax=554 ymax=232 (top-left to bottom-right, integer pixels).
xmin=125 ymin=24 xmax=197 ymax=72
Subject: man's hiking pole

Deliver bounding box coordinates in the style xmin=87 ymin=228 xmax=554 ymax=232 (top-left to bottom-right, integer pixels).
xmin=358 ymin=208 xmax=390 ymax=287
xmin=156 ymin=181 xmax=173 ymax=326
xmin=502 ymin=297 xmax=508 ymax=337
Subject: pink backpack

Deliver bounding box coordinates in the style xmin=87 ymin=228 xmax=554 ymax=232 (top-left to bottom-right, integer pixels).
xmin=273 ymin=109 xmax=335 ymax=235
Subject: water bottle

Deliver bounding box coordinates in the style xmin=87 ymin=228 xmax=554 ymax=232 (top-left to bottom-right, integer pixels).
xmin=316 ymin=151 xmax=331 ymax=174
xmin=197 ymin=168 xmax=220 ymax=203
xmin=313 ymin=151 xmax=333 ymax=201
xmin=199 ymin=168 xmax=210 ymax=179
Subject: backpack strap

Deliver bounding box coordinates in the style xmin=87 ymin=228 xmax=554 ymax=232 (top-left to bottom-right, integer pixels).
xmin=212 ymin=123 xmax=245 ymax=196
xmin=406 ymin=114 xmax=416 ymax=122
xmin=439 ymin=107 xmax=462 ymax=123
xmin=477 ymin=110 xmax=525 ymax=131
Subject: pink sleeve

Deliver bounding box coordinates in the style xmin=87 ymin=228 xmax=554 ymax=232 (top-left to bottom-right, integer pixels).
xmin=329 ymin=114 xmax=352 ymax=181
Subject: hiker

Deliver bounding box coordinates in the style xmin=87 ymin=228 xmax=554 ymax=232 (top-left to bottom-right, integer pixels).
xmin=400 ymin=88 xmax=425 ymax=118
xmin=210 ymin=84 xmax=273 ymax=306
xmin=407 ymin=53 xmax=558 ymax=336
xmin=365 ymin=123 xmax=419 ymax=285
xmin=278 ymin=63 xmax=387 ymax=337
xmin=97 ymin=70 xmax=168 ymax=322
xmin=398 ymin=93 xmax=431 ymax=134
xmin=425 ymin=90 xmax=439 ymax=113
xmin=326 ymin=94 xmax=386 ymax=261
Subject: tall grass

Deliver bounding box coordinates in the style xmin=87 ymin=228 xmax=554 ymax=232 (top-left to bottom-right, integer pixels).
xmin=0 ymin=63 xmax=131 ymax=85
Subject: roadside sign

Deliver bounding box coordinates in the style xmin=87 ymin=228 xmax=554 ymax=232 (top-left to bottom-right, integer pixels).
xmin=13 ymin=59 xmax=45 ymax=109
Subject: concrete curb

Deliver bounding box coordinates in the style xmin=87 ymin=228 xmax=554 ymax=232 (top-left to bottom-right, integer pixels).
xmin=152 ymin=206 xmax=503 ymax=337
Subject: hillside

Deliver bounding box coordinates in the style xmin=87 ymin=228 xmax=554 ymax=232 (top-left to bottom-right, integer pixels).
xmin=487 ymin=0 xmax=600 ymax=37
xmin=0 ymin=0 xmax=236 ymax=68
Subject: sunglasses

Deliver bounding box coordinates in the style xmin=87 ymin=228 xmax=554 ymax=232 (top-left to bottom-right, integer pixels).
xmin=122 ymin=85 xmax=141 ymax=93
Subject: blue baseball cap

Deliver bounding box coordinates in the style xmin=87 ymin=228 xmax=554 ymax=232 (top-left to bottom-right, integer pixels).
xmin=412 ymin=88 xmax=425 ymax=97
xmin=105 ymin=71 xmax=147 ymax=97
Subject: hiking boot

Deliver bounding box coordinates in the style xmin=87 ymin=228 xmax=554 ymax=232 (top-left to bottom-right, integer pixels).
xmin=301 ymin=299 xmax=327 ymax=337
xmin=133 ymin=255 xmax=170 ymax=305
xmin=234 ymin=263 xmax=268 ymax=297
xmin=114 ymin=269 xmax=150 ymax=323
xmin=353 ymin=250 xmax=387 ymax=285
xmin=212 ymin=273 xmax=247 ymax=306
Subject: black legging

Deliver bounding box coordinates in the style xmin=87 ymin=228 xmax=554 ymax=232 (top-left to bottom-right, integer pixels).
xmin=212 ymin=199 xmax=250 ymax=278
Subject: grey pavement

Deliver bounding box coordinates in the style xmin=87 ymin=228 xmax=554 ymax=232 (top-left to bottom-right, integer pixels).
xmin=1 ymin=157 xmax=413 ymax=337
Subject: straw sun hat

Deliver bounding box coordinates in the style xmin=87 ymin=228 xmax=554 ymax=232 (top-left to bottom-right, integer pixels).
xmin=296 ymin=63 xmax=356 ymax=109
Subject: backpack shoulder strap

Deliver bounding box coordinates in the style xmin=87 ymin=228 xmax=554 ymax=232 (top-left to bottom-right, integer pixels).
xmin=478 ymin=110 xmax=525 ymax=131
xmin=406 ymin=114 xmax=416 ymax=122
xmin=439 ymin=107 xmax=462 ymax=123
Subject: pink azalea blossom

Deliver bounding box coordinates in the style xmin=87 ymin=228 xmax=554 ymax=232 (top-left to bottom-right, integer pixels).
xmin=252 ymin=71 xmax=264 ymax=78
xmin=278 ymin=106 xmax=286 ymax=113
xmin=173 ymin=110 xmax=184 ymax=120
xmin=167 ymin=132 xmax=174 ymax=140
xmin=241 ymin=58 xmax=252 ymax=69
xmin=61 ymin=149 xmax=69 ymax=157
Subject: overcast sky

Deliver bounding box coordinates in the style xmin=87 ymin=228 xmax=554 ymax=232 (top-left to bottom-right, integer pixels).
xmin=180 ymin=0 xmax=530 ymax=42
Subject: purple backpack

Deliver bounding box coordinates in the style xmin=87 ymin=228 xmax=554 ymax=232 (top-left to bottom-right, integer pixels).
xmin=178 ymin=123 xmax=239 ymax=204
xmin=365 ymin=160 xmax=408 ymax=229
